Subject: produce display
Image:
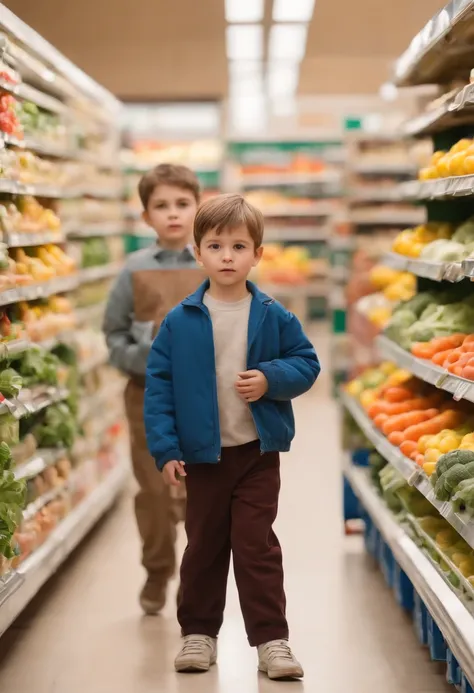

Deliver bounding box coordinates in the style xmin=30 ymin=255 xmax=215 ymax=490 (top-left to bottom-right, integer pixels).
xmin=383 ymin=289 xmax=474 ymax=351
xmin=392 ymin=218 xmax=474 ymax=261
xmin=0 ymin=11 xmax=128 ymax=636
xmin=419 ymin=138 xmax=474 ymax=180
xmin=255 ymin=244 xmax=315 ymax=285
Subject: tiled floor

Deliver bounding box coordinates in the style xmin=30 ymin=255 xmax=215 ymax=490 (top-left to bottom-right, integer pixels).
xmin=0 ymin=327 xmax=452 ymax=692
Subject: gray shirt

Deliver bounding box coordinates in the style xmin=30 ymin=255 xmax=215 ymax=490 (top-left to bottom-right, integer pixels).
xmin=103 ymin=243 xmax=195 ymax=376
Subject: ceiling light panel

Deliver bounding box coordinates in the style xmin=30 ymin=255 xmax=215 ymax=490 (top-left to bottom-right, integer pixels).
xmin=268 ymin=63 xmax=299 ymax=99
xmin=226 ymin=25 xmax=263 ymax=60
xmin=273 ymin=0 xmax=316 ymax=22
xmin=225 ymin=0 xmax=264 ymax=23
xmin=268 ymin=24 xmax=308 ymax=61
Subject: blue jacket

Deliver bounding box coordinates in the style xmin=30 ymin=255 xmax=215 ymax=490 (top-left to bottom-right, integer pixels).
xmin=144 ymin=281 xmax=320 ymax=470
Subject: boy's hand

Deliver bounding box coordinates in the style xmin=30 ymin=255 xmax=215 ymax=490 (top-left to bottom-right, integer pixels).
xmin=163 ymin=460 xmax=186 ymax=486
xmin=235 ymin=370 xmax=268 ymax=403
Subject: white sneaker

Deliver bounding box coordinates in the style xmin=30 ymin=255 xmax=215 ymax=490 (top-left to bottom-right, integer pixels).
xmin=174 ymin=634 xmax=217 ymax=673
xmin=258 ymin=640 xmax=304 ymax=680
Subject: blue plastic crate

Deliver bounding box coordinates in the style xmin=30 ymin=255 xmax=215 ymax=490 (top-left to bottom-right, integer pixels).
xmin=351 ymin=449 xmax=371 ymax=467
xmin=447 ymin=649 xmax=462 ymax=687
xmin=393 ymin=562 xmax=414 ymax=612
xmin=343 ymin=476 xmax=361 ymax=521
xmin=414 ymin=593 xmax=428 ymax=646
xmin=381 ymin=542 xmax=395 ymax=587
xmin=427 ymin=613 xmax=447 ymax=662
xmin=462 ymin=674 xmax=474 ymax=693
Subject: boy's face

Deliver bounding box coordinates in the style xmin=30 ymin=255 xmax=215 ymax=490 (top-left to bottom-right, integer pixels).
xmin=143 ymin=184 xmax=198 ymax=249
xmin=195 ymin=225 xmax=263 ymax=288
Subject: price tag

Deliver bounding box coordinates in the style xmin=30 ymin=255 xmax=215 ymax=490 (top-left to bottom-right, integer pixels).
xmin=453 ymin=379 xmax=472 ymax=402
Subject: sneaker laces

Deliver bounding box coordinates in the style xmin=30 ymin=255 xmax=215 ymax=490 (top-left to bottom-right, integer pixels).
xmin=181 ymin=636 xmax=213 ymax=657
xmin=264 ymin=640 xmax=295 ymax=663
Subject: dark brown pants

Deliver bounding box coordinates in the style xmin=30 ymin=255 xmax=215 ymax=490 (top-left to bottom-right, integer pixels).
xmin=124 ymin=379 xmax=184 ymax=582
xmin=178 ymin=440 xmax=288 ymax=646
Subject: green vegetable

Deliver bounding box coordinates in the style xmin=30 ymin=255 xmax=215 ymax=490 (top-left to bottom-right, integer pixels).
xmin=451 ymin=479 xmax=474 ymax=513
xmin=443 ymin=464 xmax=474 ymax=494
xmin=33 ymin=402 xmax=76 ymax=449
xmin=18 ymin=348 xmax=59 ymax=387
xmin=0 ymin=367 xmax=23 ymax=398
xmin=0 ymin=442 xmax=12 ymax=472
xmin=0 ymin=470 xmax=26 ymax=559
xmin=434 ymin=476 xmax=451 ymax=501
xmin=453 ymin=217 xmax=474 ymax=244
xmin=0 ymin=414 xmax=19 ymax=446
xmin=436 ymin=450 xmax=474 ymax=477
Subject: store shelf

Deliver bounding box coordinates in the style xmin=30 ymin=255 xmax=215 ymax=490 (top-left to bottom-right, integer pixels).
xmin=349 ymin=208 xmax=426 ymax=226
xmin=399 ymin=175 xmax=474 ymax=201
xmin=0 ymin=77 xmax=66 ymax=114
xmin=0 ymin=276 xmax=79 ymax=307
xmin=5 ymin=231 xmax=66 ymax=248
xmin=394 ymin=0 xmax=474 ymax=87
xmin=349 ymin=187 xmax=402 ymax=202
xmin=0 ymin=179 xmax=121 ymax=200
xmin=241 ymin=172 xmax=341 ymax=186
xmin=0 ymin=385 xmax=69 ymax=417
xmin=68 ymin=223 xmax=124 ymax=238
xmin=78 ymin=262 xmax=122 ymax=284
xmin=403 ymin=83 xmax=474 ymax=137
xmin=1 ymin=133 xmax=117 ymax=167
xmin=260 ymin=281 xmax=328 ymax=298
xmin=350 ymin=161 xmax=417 ymax=175
xmin=376 ymin=334 xmax=474 ymax=404
xmin=0 ymin=461 xmax=128 ymax=638
xmin=264 ymin=226 xmax=329 ymax=242
xmin=344 ymin=461 xmax=474 ymax=687
xmin=342 ymin=390 xmax=474 ymax=552
xmin=260 ymin=203 xmax=337 ymax=218
xmin=0 ymin=339 xmax=30 ymax=359
xmin=13 ymin=448 xmax=67 ymax=481
xmin=382 ymin=252 xmax=466 ymax=282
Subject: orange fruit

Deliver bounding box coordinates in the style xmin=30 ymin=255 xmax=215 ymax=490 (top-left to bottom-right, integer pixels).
xmin=450 ymin=138 xmax=472 ymax=154
xmin=448 ymin=151 xmax=467 ymax=177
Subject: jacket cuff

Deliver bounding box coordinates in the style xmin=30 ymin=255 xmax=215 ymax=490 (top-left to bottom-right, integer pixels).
xmin=155 ymin=449 xmax=183 ymax=471
xmin=258 ymin=362 xmax=280 ymax=399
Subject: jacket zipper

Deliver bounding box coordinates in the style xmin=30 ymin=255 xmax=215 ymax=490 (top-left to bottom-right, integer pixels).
xmin=247 ymin=300 xmax=272 ymax=455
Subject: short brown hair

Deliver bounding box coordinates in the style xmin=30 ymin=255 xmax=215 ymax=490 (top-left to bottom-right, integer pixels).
xmin=194 ymin=193 xmax=264 ymax=248
xmin=138 ymin=163 xmax=201 ymax=209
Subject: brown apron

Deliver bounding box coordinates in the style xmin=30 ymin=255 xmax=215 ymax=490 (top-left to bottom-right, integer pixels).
xmin=124 ymin=267 xmax=205 ymax=581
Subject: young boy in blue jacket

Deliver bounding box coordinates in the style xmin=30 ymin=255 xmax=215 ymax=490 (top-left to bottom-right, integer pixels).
xmin=144 ymin=193 xmax=320 ymax=680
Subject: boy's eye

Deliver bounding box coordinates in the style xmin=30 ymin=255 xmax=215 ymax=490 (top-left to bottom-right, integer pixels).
xmin=178 ymin=201 xmax=189 ymax=207
xmin=234 ymin=244 xmax=245 ymax=250
xmin=209 ymin=243 xmax=220 ymax=250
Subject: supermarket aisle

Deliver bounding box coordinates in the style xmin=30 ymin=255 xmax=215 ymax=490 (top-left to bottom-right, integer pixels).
xmin=0 ymin=326 xmax=450 ymax=693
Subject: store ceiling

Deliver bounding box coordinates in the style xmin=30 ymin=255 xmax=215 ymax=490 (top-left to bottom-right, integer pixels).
xmin=5 ymin=0 xmax=446 ymax=99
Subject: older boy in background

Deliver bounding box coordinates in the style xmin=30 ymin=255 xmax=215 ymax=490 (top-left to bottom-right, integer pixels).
xmin=103 ymin=164 xmax=203 ymax=614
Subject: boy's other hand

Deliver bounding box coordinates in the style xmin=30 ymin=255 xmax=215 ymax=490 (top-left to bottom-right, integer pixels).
xmin=235 ymin=370 xmax=268 ymax=403
xmin=163 ymin=460 xmax=187 ymax=486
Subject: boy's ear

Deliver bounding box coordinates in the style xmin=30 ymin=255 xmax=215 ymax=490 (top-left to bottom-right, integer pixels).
xmin=142 ymin=210 xmax=150 ymax=227
xmin=253 ymin=246 xmax=264 ymax=266
xmin=194 ymin=245 xmax=203 ymax=265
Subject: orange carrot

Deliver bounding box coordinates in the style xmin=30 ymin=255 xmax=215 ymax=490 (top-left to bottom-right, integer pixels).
xmin=382 ymin=408 xmax=438 ymax=436
xmin=373 ymin=413 xmax=389 ymax=428
xmin=403 ymin=410 xmax=466 ymax=442
xmin=388 ymin=431 xmax=404 ymax=446
xmin=367 ymin=395 xmax=441 ymax=420
xmin=411 ymin=342 xmax=437 ymax=359
xmin=400 ymin=440 xmax=418 ymax=457
xmin=432 ymin=349 xmax=455 ymax=366
xmin=383 ymin=386 xmax=414 ymax=403
xmin=431 ymin=334 xmax=467 ymax=351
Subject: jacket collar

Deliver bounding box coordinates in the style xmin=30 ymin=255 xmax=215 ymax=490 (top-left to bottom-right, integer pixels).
xmin=182 ymin=280 xmax=273 ymax=307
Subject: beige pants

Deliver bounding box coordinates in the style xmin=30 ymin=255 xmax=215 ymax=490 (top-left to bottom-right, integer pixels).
xmin=124 ymin=379 xmax=185 ymax=580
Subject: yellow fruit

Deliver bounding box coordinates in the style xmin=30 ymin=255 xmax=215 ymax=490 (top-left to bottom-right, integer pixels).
xmin=431 ymin=150 xmax=446 ymax=165
xmin=405 ymin=241 xmax=424 ymax=258
xmin=452 ymin=552 xmax=470 ymax=567
xmin=448 ymin=151 xmax=467 ymax=177
xmin=450 ymin=138 xmax=472 ymax=154
xmin=422 ymin=461 xmax=437 ymax=476
xmin=436 ymin=154 xmax=452 ymax=178
xmin=418 ymin=167 xmax=438 ymax=180
xmin=418 ymin=435 xmax=436 ymax=453
xmin=369 ymin=266 xmax=400 ymax=289
xmin=379 ymin=362 xmax=397 ymax=375
xmin=424 ymin=448 xmax=442 ymax=463
xmin=459 ymin=559 xmax=474 ymax=578
xmin=360 ymin=390 xmax=377 ymax=409
xmin=386 ymin=369 xmax=412 ymax=386
xmin=438 ymin=433 xmax=462 ymax=453
xmin=464 ymin=156 xmax=474 ymax=175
